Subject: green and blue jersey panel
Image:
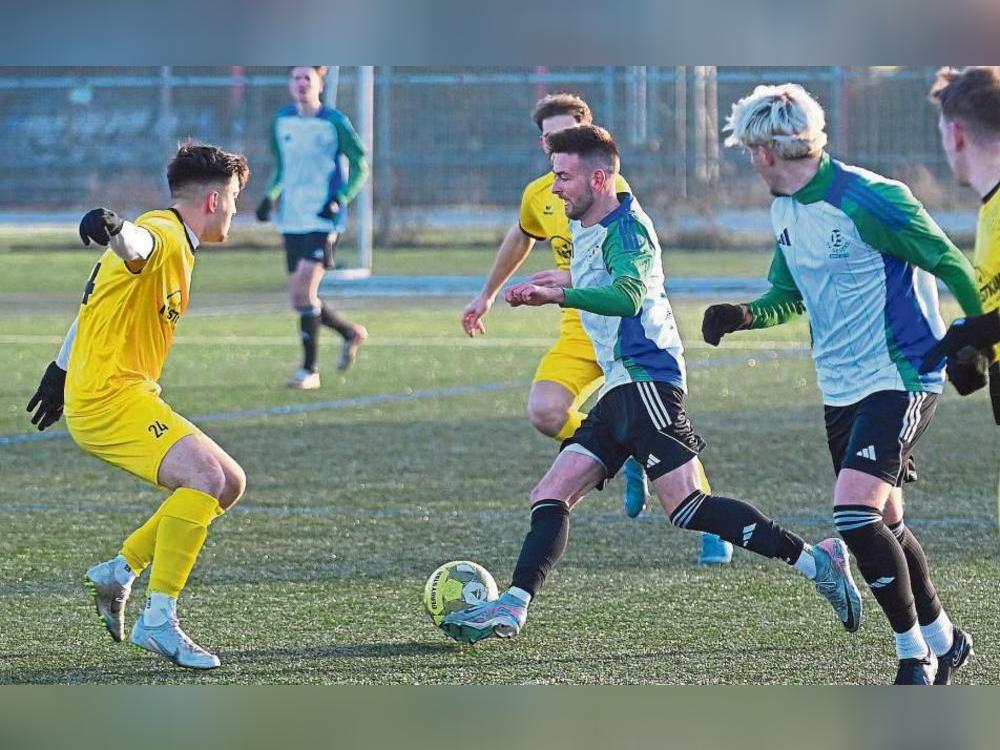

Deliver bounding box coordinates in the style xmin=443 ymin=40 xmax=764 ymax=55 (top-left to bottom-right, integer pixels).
xmin=264 ymin=105 xmax=369 ymax=235
xmin=564 ymin=193 xmax=686 ymax=395
xmin=749 ymin=153 xmax=982 ymax=407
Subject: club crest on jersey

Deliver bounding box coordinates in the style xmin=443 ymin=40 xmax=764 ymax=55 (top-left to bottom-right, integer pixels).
xmin=827 ymin=228 xmax=849 ymax=257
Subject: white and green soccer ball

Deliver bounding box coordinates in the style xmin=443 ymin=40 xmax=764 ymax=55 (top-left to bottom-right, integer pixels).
xmin=423 ymin=560 xmax=499 ymax=626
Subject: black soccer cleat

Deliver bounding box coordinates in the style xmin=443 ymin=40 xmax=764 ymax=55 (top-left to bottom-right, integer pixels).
xmin=894 ymin=654 xmax=937 ymax=685
xmin=934 ymin=627 xmax=974 ymax=685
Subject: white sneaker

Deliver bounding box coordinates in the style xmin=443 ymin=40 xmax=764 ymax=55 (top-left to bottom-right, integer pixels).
xmin=286 ymin=368 xmax=321 ymax=390
xmin=131 ymin=609 xmax=221 ymax=670
xmin=84 ymin=557 xmax=134 ymax=642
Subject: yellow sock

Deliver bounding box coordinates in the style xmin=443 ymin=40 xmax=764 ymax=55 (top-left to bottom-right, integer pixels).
xmin=147 ymin=488 xmax=223 ymax=598
xmin=120 ymin=498 xmax=170 ymax=573
xmin=554 ymin=410 xmax=585 ymax=442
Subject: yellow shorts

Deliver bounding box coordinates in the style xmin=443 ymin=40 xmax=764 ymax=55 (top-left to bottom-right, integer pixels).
xmin=66 ymin=383 xmax=200 ymax=486
xmin=532 ymin=309 xmax=604 ymax=399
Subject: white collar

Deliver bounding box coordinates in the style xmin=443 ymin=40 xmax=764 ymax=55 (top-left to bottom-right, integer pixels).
xmin=182 ymin=221 xmax=200 ymax=252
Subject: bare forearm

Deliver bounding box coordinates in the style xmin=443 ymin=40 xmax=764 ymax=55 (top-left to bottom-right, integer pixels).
xmin=479 ymin=224 xmax=534 ymax=300
xmin=108 ymin=221 xmax=154 ymax=262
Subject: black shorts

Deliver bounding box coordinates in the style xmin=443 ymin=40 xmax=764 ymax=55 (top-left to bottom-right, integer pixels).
xmin=562 ymin=381 xmax=706 ymax=482
xmin=824 ymin=390 xmax=938 ymax=487
xmin=283 ymin=232 xmax=336 ymax=274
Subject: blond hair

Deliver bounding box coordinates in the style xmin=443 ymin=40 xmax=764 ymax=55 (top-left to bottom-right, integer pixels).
xmin=723 ymin=83 xmax=828 ymax=159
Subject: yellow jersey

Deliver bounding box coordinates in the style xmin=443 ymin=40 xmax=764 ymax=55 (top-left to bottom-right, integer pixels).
xmin=975 ymin=182 xmax=1000 ymax=360
xmin=518 ymin=171 xmax=631 ymax=271
xmin=66 ymin=208 xmax=197 ymax=411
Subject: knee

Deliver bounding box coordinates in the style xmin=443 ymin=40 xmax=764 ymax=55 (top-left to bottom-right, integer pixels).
xmin=290 ymin=290 xmax=316 ymax=311
xmin=187 ymin=456 xmax=227 ymax=501
xmin=527 ymin=400 xmax=568 ymax=438
xmin=218 ymin=463 xmax=247 ymax=510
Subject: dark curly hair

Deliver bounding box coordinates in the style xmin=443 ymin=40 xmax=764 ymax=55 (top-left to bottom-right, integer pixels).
xmin=166 ymin=142 xmax=250 ymax=197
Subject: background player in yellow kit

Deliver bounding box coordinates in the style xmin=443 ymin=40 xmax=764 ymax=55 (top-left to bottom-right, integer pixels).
xmin=460 ymin=93 xmax=731 ymax=563
xmin=924 ymin=67 xmax=1000 ymax=427
xmin=25 ymin=143 xmax=250 ymax=670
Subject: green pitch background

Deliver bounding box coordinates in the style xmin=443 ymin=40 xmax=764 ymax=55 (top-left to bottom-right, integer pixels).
xmin=0 ymin=244 xmax=996 ymax=684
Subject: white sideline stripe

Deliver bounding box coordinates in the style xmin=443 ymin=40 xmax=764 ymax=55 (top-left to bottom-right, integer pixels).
xmin=0 ymin=334 xmax=811 ymax=350
xmin=0 ymin=350 xmax=811 ymax=447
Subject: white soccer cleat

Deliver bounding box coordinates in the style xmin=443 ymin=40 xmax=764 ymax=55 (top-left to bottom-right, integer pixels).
xmin=286 ymin=368 xmax=321 ymax=390
xmin=84 ymin=557 xmax=134 ymax=642
xmin=131 ymin=614 xmax=221 ymax=670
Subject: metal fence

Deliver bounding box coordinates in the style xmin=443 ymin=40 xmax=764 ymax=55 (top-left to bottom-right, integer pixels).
xmin=0 ymin=66 xmax=974 ymax=240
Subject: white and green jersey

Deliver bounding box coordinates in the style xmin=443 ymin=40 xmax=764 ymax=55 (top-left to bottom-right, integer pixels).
xmin=563 ymin=193 xmax=686 ymax=395
xmin=748 ymin=153 xmax=983 ymax=407
xmin=263 ymin=105 xmax=369 ymax=234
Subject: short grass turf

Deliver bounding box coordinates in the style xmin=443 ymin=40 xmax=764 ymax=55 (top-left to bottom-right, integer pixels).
xmin=0 ymin=250 xmax=997 ymax=684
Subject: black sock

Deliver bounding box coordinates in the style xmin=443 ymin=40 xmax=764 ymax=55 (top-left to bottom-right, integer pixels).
xmin=299 ymin=308 xmax=320 ymax=372
xmin=669 ymin=490 xmax=805 ymax=564
xmin=835 ymin=505 xmax=917 ymax=633
xmin=320 ymin=301 xmax=355 ymax=340
xmin=511 ymin=501 xmax=570 ymax=598
xmin=888 ymin=520 xmax=942 ymax=625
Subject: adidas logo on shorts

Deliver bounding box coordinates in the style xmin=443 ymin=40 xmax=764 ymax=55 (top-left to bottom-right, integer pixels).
xmin=855 ymin=445 xmax=876 ymax=461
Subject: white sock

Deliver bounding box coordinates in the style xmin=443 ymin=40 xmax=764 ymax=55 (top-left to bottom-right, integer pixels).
xmin=112 ymin=554 xmax=136 ymax=587
xmin=506 ymin=587 xmax=532 ymax=606
xmin=894 ymin=622 xmax=930 ymax=660
xmin=793 ymin=545 xmax=817 ymax=580
xmin=920 ymin=611 xmax=954 ymax=656
xmin=143 ymin=593 xmax=177 ymax=627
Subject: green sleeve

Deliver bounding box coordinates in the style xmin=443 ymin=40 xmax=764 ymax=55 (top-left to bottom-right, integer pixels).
xmin=849 ymin=181 xmax=984 ymax=317
xmin=264 ymin=114 xmax=283 ymax=201
xmin=561 ymin=222 xmax=649 ymax=317
xmin=332 ymin=113 xmax=370 ymax=206
xmin=747 ymin=246 xmax=806 ymax=329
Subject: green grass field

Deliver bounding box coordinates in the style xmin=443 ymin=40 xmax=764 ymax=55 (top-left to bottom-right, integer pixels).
xmin=0 ymin=245 xmax=997 ymax=684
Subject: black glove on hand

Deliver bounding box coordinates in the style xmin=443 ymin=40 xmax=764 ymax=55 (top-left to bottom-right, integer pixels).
xmin=26 ymin=361 xmax=67 ymax=431
xmin=920 ymin=311 xmax=1000 ymax=373
xmin=255 ymin=196 xmax=273 ymax=222
xmin=317 ymin=198 xmax=341 ymax=220
xmin=79 ymin=208 xmax=124 ymax=247
xmin=702 ymin=303 xmax=751 ymax=346
xmin=945 ymin=348 xmax=990 ymax=396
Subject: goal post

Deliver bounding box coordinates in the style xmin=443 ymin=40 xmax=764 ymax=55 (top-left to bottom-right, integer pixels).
xmin=324 ymin=65 xmax=374 ymax=280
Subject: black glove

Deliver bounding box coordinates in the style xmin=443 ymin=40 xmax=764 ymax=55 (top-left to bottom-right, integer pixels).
xmin=26 ymin=361 xmax=66 ymax=431
xmin=945 ymin=348 xmax=990 ymax=396
xmin=989 ymin=362 xmax=1000 ymax=425
xmin=702 ymin=303 xmax=751 ymax=346
xmin=255 ymin=196 xmax=273 ymax=222
xmin=920 ymin=311 xmax=1000 ymax=373
xmin=317 ymin=197 xmax=341 ymax=220
xmin=78 ymin=208 xmax=124 ymax=247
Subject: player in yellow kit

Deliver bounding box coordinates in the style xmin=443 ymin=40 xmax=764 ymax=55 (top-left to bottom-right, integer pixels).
xmin=460 ymin=94 xmax=731 ymax=563
xmin=926 ymin=67 xmax=1000 ymax=423
xmin=25 ymin=143 xmax=251 ymax=670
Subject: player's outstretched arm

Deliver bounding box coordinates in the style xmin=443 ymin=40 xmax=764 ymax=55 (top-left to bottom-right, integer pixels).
xmin=461 ymin=222 xmax=535 ymax=336
xmin=705 ymin=246 xmax=806 ymax=345
xmin=79 ymin=208 xmax=154 ymax=263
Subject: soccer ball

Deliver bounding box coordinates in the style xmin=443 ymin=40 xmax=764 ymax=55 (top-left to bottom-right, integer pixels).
xmin=423 ymin=560 xmax=499 ymax=626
